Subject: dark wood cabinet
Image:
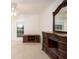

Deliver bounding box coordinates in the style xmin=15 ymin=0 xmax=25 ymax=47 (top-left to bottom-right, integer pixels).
xmin=42 ymin=32 xmax=67 ymax=59
xmin=23 ymin=35 xmax=40 ymax=43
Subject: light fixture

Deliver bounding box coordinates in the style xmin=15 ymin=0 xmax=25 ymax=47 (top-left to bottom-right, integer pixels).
xmin=11 ymin=3 xmax=17 ymax=16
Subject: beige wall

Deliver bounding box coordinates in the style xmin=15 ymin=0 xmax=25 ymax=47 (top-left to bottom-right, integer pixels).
xmin=24 ymin=14 xmax=41 ymax=35
xmin=11 ymin=14 xmax=41 ymax=40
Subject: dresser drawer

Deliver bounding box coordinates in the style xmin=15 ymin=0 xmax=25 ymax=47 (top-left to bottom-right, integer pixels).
xmin=58 ymin=49 xmax=67 ymax=59
xmin=59 ymin=53 xmax=67 ymax=59
xmin=58 ymin=43 xmax=67 ymax=51
xmin=59 ymin=37 xmax=67 ymax=44
xmin=49 ymin=51 xmax=58 ymax=59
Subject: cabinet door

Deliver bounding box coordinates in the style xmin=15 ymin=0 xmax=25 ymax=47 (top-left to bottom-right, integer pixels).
xmin=59 ymin=53 xmax=67 ymax=59
xmin=58 ymin=49 xmax=67 ymax=59
xmin=35 ymin=36 xmax=40 ymax=42
xmin=23 ymin=36 xmax=28 ymax=42
xmin=48 ymin=51 xmax=58 ymax=59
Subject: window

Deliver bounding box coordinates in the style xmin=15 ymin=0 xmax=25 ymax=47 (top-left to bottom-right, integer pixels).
xmin=17 ymin=24 xmax=24 ymax=37
xmin=55 ymin=25 xmax=64 ymax=31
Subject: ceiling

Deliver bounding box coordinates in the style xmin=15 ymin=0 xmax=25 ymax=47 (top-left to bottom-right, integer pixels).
xmin=11 ymin=0 xmax=55 ymax=15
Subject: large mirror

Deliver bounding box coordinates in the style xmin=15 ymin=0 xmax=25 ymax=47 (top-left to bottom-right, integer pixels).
xmin=53 ymin=0 xmax=67 ymax=33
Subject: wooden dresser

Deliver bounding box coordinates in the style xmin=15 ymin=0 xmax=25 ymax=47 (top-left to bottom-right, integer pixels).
xmin=42 ymin=32 xmax=67 ymax=59
xmin=23 ymin=35 xmax=40 ymax=43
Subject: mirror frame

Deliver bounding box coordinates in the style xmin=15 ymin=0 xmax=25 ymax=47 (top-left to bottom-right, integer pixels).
xmin=53 ymin=0 xmax=67 ymax=33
